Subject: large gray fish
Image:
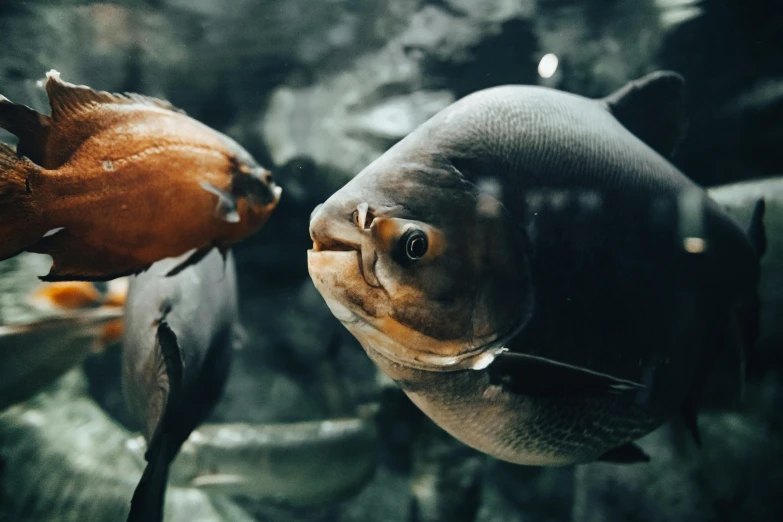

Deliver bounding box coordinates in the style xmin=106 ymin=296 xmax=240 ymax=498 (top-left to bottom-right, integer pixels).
xmin=307 ymin=72 xmax=766 ymax=466
xmin=122 ymin=248 xmax=243 ymax=522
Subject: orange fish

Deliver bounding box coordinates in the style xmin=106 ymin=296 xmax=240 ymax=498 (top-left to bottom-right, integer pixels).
xmin=28 ymin=278 xmax=129 ymax=353
xmin=29 ymin=280 xmax=102 ymax=310
xmin=0 ymin=70 xmax=282 ymax=281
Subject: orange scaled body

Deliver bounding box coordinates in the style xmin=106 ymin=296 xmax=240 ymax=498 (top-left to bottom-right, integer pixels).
xmin=0 ymin=70 xmax=281 ymax=281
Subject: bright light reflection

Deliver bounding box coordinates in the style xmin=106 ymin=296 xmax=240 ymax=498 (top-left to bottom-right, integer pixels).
xmin=683 ymin=237 xmax=707 ymax=253
xmin=538 ymin=53 xmax=559 ymax=79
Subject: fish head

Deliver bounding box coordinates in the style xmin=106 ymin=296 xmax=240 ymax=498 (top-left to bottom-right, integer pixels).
xmin=222 ymin=137 xmax=282 ymax=226
xmin=308 ymin=147 xmax=532 ymax=372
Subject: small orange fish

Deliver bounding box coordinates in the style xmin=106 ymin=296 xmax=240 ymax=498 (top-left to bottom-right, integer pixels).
xmin=0 ymin=70 xmax=282 ymax=281
xmin=29 ymin=281 xmax=102 ymax=310
xmin=27 ymin=279 xmax=129 ymax=353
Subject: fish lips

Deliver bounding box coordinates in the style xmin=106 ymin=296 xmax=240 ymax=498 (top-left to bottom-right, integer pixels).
xmin=309 ymin=203 xmax=382 ymax=289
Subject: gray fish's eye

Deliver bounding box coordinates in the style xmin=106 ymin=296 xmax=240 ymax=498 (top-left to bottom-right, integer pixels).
xmin=395 ymin=228 xmax=428 ymax=266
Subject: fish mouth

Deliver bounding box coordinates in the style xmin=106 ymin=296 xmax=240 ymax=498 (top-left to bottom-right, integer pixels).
xmin=309 ymin=238 xmax=380 ymax=289
xmin=308 ymin=202 xmax=381 ymax=288
xmin=310 ymin=236 xmax=359 ymax=253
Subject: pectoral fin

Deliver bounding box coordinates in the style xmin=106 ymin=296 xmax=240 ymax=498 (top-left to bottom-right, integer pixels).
xmin=200 ymin=181 xmax=240 ymax=223
xmin=597 ymin=442 xmax=650 ymax=463
xmin=157 ymin=320 xmax=184 ymax=395
xmin=488 ymin=352 xmax=645 ymax=398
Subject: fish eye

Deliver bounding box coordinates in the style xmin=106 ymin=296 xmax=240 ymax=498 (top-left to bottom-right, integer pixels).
xmin=395 ymin=228 xmax=428 ymax=266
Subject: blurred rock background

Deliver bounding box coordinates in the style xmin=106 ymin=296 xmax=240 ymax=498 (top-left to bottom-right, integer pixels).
xmin=1 ymin=0 xmax=782 ymax=521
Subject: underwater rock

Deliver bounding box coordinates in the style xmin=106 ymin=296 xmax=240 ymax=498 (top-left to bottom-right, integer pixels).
xmin=478 ymin=460 xmax=574 ymax=522
xmin=408 ymin=417 xmax=485 ymax=522
xmin=261 ymin=0 xmax=536 ymax=180
xmin=532 ymin=0 xmax=666 ymax=97
xmin=0 ymin=369 xmax=381 ymax=521
xmin=572 ymin=384 xmax=783 ymax=522
xmin=261 ymin=52 xmax=454 ymax=183
xmin=0 ymin=2 xmax=200 ymax=108
xmin=0 ymin=370 xmax=255 ymax=522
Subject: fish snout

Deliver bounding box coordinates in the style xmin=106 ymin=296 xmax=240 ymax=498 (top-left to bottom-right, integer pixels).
xmin=309 ymin=202 xmax=358 ymax=253
xmin=309 ymin=201 xmax=383 ymax=288
xmin=310 ymin=203 xmax=324 ymax=225
xmin=310 ymin=200 xmax=376 ymax=253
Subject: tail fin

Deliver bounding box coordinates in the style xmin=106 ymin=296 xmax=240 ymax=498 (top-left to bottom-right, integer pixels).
xmin=126 ymin=440 xmax=171 ymax=522
xmin=0 ymin=142 xmax=43 ymax=261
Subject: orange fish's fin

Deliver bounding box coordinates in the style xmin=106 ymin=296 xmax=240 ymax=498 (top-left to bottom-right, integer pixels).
xmin=165 ymin=246 xmax=213 ymax=277
xmin=45 ymin=70 xmax=184 ymax=122
xmin=217 ymin=244 xmax=231 ymax=270
xmin=39 ymin=265 xmax=146 ymax=283
xmin=29 ymin=281 xmax=102 ymax=311
xmin=28 ymin=228 xmax=147 ymax=282
xmin=0 ymin=95 xmax=50 ymax=165
xmin=200 ymin=181 xmax=240 ymax=223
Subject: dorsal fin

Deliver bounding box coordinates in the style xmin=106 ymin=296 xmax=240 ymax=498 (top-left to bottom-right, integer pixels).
xmin=0 ymin=95 xmax=50 ymax=165
xmin=602 ymin=71 xmax=688 ymax=158
xmin=45 ymin=69 xmax=184 ymax=121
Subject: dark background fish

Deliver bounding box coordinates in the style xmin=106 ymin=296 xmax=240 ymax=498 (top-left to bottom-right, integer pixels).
xmin=121 ymin=248 xmax=243 ymax=522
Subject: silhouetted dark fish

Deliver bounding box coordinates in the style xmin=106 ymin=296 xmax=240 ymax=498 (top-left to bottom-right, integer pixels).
xmin=308 ymin=72 xmax=766 ymax=465
xmin=171 ymin=419 xmax=378 ymax=505
xmin=122 ymin=248 xmax=242 ymax=522
xmin=0 ymin=70 xmax=281 ymax=282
